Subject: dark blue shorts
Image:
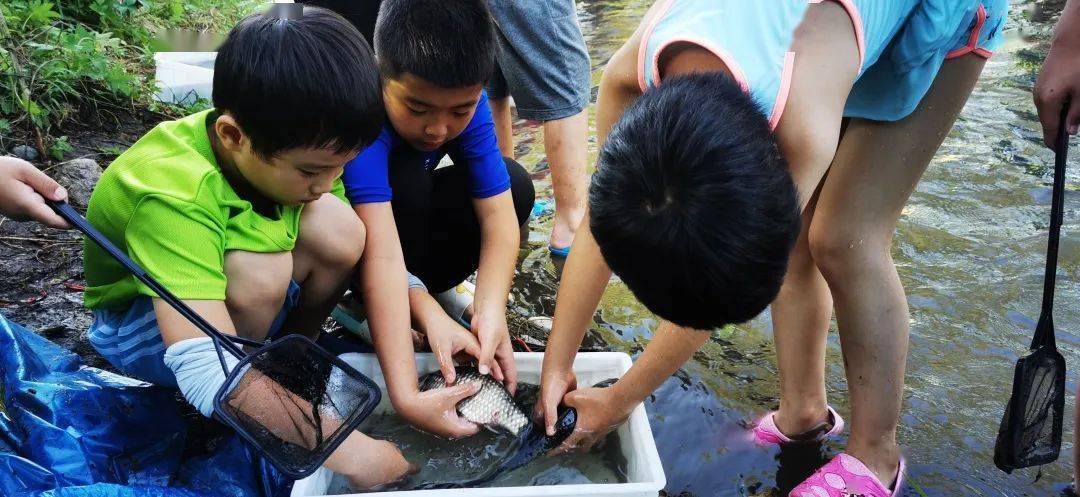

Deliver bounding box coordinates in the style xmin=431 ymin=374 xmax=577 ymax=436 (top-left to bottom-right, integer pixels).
xmin=486 ymin=0 xmax=592 ymax=122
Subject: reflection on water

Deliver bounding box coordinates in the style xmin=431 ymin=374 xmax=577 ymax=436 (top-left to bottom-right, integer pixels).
xmin=510 ymin=0 xmax=1079 ymax=495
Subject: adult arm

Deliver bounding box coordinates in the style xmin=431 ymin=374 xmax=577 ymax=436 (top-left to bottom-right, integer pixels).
xmin=0 ymin=156 xmax=69 ymax=228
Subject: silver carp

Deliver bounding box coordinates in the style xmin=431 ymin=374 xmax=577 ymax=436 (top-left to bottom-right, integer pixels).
xmin=419 ymin=367 xmax=530 ymax=435
xmin=411 ymin=367 xmax=613 ymax=490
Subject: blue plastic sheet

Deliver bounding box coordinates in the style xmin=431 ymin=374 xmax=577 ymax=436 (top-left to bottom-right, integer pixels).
xmin=0 ymin=312 xmax=293 ymax=497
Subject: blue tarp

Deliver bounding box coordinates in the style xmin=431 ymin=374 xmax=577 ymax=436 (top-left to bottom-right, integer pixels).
xmin=0 ymin=312 xmax=294 ymax=497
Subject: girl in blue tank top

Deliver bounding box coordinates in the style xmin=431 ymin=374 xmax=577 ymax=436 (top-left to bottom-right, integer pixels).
xmin=537 ymin=2 xmax=1007 ymax=496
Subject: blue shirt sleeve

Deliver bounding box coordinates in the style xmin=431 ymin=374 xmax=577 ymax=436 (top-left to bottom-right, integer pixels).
xmin=342 ymin=127 xmax=395 ymax=204
xmin=447 ymin=91 xmax=511 ymax=199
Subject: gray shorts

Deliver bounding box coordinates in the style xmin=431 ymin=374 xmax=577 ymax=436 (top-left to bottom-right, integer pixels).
xmin=486 ymin=0 xmax=591 ymax=122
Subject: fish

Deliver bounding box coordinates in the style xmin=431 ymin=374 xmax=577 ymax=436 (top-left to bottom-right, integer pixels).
xmin=419 ymin=366 xmax=530 ymax=435
xmin=413 ymin=366 xmax=611 ymax=490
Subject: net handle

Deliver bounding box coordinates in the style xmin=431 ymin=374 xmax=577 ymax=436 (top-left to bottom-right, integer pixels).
xmin=1034 ymin=103 xmax=1070 ymax=349
xmin=47 ymin=200 xmax=255 ymax=362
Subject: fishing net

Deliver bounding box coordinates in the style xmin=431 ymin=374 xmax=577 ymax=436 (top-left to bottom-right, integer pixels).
xmin=216 ymin=335 xmax=381 ymax=478
xmin=993 ymin=104 xmax=1070 ymax=473
xmin=994 ymin=340 xmax=1065 ymax=472
xmin=51 ymin=199 xmax=382 ymax=479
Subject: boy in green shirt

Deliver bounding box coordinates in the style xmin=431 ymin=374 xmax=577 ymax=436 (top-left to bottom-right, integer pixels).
xmin=83 ymin=6 xmax=410 ymax=489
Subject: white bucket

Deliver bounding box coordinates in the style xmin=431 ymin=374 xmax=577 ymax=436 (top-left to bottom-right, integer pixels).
xmin=153 ymin=52 xmax=216 ymax=105
xmin=291 ymin=352 xmax=665 ymax=497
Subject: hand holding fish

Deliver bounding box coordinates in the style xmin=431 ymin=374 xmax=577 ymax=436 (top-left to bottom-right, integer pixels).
xmin=422 ymin=311 xmax=483 ymax=384
xmin=549 ymin=385 xmax=633 ymax=455
xmin=398 ymin=381 xmax=483 ymax=439
xmin=536 ymin=367 xmax=578 ymax=436
xmin=471 ymin=309 xmax=518 ymax=395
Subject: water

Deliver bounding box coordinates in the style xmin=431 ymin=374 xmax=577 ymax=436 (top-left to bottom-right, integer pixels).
xmin=326 ymin=385 xmax=626 ymax=493
xmin=508 ymin=1 xmax=1080 ymax=495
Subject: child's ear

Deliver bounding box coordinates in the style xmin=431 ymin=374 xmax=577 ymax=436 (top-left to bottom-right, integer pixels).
xmin=213 ymin=113 xmax=248 ymax=153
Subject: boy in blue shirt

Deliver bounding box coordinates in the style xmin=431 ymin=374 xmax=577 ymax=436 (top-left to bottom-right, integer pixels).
xmin=341 ymin=0 xmax=535 ymax=439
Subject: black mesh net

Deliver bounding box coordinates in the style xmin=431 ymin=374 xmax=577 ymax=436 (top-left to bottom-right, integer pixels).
xmin=47 ymin=200 xmax=383 ymax=480
xmin=994 ymin=104 xmax=1070 ymax=474
xmin=214 ymin=335 xmax=381 ymax=478
xmin=994 ymin=343 xmax=1066 ymax=473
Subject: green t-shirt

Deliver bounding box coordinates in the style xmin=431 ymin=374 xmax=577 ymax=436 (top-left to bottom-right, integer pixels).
xmin=84 ymin=109 xmax=347 ymax=311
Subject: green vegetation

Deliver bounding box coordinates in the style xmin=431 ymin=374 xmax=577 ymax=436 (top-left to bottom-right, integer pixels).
xmin=0 ymin=0 xmax=258 ymax=160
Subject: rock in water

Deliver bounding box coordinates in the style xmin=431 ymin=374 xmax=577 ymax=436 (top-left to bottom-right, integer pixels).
xmin=419 ymin=367 xmax=530 ymax=435
xmin=12 ymin=145 xmax=39 ymax=161
xmin=55 ymin=158 xmax=101 ymax=208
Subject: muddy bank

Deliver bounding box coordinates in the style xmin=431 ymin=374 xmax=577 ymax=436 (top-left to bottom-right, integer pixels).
xmin=0 ymin=216 xmax=105 ymax=367
xmin=0 ymin=108 xmax=162 ymax=371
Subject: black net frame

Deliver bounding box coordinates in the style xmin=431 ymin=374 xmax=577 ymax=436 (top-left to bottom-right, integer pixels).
xmin=993 ymin=104 xmax=1070 ymax=473
xmin=215 ymin=334 xmax=381 ymax=479
xmin=49 ymin=200 xmax=382 ymax=480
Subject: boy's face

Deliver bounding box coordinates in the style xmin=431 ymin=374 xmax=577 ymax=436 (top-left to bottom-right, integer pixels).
xmin=234 ymin=146 xmax=357 ymax=206
xmin=211 ymin=113 xmax=357 ymax=206
xmin=383 ymin=73 xmax=483 ymax=151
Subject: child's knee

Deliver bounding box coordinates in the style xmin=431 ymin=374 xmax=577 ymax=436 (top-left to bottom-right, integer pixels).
xmin=325 ymin=215 xmax=366 ymax=270
xmin=225 ymin=251 xmax=293 ymax=314
xmin=314 ymin=201 xmax=366 ymax=270
xmin=807 ymin=223 xmax=893 ymax=282
xmin=297 ymin=194 xmax=366 ymax=271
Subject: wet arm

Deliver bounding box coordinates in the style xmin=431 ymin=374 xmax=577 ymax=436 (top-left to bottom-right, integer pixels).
xmin=355 ymin=204 xmax=483 ymax=438
xmin=607 ymin=322 xmax=711 ymax=409
xmin=471 ymin=190 xmax=519 ymax=326
xmin=543 ymin=38 xmax=642 ymax=373
xmin=354 ymin=203 xmax=420 ymax=407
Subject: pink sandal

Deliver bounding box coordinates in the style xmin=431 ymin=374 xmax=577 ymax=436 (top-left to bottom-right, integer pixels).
xmin=790 ymin=452 xmax=906 ymax=497
xmin=752 ymin=405 xmax=845 ymax=445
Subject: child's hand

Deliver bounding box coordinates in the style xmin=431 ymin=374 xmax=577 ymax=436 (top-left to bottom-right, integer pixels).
xmin=343 ymin=439 xmax=416 ymax=490
xmin=535 ymin=367 xmax=577 ymax=436
xmin=423 ymin=311 xmax=482 ymax=384
xmin=398 ymin=381 xmax=482 ymax=439
xmin=548 ymin=385 xmax=634 ymax=456
xmin=471 ymin=309 xmax=518 ymax=395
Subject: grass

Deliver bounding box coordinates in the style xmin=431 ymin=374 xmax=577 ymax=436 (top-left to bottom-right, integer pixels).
xmin=0 ymin=0 xmax=259 ymax=161
xmin=143 ymin=0 xmax=261 ymax=33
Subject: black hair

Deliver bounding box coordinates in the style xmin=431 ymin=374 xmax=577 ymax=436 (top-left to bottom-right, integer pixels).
xmin=213 ymin=5 xmax=383 ymax=158
xmin=373 ymin=0 xmax=497 ymax=88
xmin=589 ymin=72 xmax=801 ymax=330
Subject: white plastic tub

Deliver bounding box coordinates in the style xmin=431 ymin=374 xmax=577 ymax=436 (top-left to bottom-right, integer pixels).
xmin=153 ymin=52 xmax=216 ymax=105
xmin=291 ymin=352 xmax=665 ymax=497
